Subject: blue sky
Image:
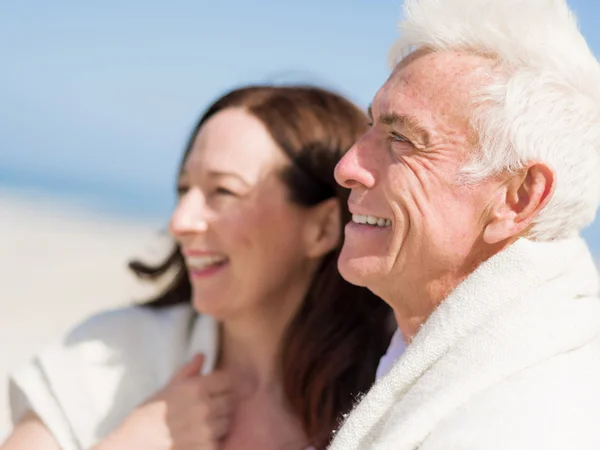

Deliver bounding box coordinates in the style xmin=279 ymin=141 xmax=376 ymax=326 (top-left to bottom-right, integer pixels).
xmin=1 ymin=0 xmax=599 ymax=252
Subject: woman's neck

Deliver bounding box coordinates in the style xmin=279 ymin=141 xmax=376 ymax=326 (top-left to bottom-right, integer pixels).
xmin=217 ymin=273 xmax=312 ymax=398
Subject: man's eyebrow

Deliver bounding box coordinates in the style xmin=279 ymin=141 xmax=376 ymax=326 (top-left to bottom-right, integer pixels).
xmin=379 ymin=112 xmax=431 ymax=147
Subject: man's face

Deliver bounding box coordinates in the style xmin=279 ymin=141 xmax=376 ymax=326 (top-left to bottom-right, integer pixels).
xmin=335 ymin=50 xmax=503 ymax=305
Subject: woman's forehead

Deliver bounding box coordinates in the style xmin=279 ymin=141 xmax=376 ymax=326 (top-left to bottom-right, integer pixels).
xmin=183 ymin=108 xmax=287 ymax=182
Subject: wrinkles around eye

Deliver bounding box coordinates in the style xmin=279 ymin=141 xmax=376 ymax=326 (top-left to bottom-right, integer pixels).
xmin=389 ymin=131 xmax=410 ymax=144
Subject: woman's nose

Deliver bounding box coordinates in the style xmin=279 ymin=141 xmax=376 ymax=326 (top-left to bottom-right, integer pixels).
xmin=169 ymin=189 xmax=209 ymax=238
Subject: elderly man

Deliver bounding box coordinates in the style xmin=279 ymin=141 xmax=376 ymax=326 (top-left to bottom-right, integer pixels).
xmin=329 ymin=0 xmax=600 ymax=449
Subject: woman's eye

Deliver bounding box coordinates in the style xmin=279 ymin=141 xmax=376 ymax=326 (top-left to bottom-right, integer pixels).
xmin=215 ymin=187 xmax=236 ymax=196
xmin=177 ymin=185 xmax=189 ymax=196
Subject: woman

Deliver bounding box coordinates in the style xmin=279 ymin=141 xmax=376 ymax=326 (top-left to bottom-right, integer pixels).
xmin=3 ymin=85 xmax=394 ymax=450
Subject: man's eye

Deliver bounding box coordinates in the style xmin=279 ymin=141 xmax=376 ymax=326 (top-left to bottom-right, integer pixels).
xmin=389 ymin=131 xmax=409 ymax=143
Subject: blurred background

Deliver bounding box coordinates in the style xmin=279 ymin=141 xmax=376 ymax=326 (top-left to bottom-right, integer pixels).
xmin=1 ymin=0 xmax=599 ymax=438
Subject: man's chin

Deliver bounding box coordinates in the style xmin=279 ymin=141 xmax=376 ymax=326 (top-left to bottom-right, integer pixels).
xmin=337 ymin=252 xmax=381 ymax=288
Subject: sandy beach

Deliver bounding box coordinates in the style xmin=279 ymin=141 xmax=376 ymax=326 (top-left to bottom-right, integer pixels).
xmin=0 ymin=192 xmax=170 ymax=440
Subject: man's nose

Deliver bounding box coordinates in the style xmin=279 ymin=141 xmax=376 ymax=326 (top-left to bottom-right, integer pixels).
xmin=334 ymin=137 xmax=377 ymax=190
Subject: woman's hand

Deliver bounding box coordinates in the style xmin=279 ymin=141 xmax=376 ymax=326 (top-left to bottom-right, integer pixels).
xmin=95 ymin=354 xmax=234 ymax=450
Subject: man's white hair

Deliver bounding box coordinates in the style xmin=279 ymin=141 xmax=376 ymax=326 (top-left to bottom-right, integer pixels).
xmin=389 ymin=0 xmax=600 ymax=240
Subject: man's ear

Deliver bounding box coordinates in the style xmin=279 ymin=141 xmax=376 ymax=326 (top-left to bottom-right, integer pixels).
xmin=303 ymin=198 xmax=342 ymax=259
xmin=483 ymin=162 xmax=555 ymax=244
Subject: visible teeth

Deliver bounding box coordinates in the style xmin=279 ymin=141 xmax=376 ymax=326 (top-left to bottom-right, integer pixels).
xmin=353 ymin=214 xmax=367 ymax=224
xmin=352 ymin=214 xmax=391 ymax=227
xmin=186 ymin=255 xmax=227 ymax=269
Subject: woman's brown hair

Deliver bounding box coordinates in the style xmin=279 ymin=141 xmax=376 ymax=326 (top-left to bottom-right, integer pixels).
xmin=129 ymin=85 xmax=394 ymax=448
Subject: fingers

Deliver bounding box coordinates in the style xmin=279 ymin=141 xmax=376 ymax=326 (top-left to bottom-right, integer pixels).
xmin=199 ymin=371 xmax=232 ymax=398
xmin=171 ymin=353 xmax=205 ymax=382
xmin=208 ymin=391 xmax=234 ymax=417
xmin=189 ymin=391 xmax=233 ymax=445
xmin=142 ymin=358 xmax=235 ymax=450
xmin=207 ymin=415 xmax=231 ymax=441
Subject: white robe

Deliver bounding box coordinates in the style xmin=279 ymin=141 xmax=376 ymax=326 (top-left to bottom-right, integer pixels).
xmin=329 ymin=237 xmax=600 ymax=450
xmin=10 ymin=305 xmax=316 ymax=450
xmin=9 ymin=304 xmax=218 ymax=450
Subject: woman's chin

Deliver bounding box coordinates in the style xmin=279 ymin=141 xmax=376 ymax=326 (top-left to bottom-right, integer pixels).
xmin=191 ymin=296 xmax=231 ymax=320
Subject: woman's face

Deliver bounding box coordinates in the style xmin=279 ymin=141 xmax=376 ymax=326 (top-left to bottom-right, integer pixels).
xmin=170 ymin=107 xmax=323 ymax=320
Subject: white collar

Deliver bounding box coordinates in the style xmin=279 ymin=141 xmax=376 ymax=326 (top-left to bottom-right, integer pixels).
xmin=376 ymin=328 xmax=406 ymax=380
xmin=186 ymin=313 xmax=219 ymax=374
